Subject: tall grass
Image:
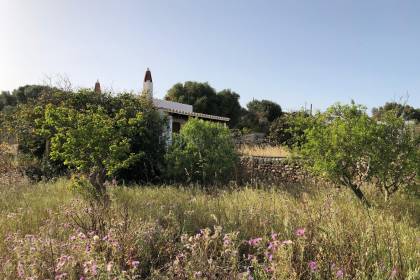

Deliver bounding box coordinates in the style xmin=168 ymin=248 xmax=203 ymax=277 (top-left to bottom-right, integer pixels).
xmin=0 ymin=180 xmax=419 ymax=279
xmin=238 ymin=144 xmax=290 ymax=157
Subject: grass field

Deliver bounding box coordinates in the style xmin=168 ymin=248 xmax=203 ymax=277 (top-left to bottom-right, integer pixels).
xmin=0 ymin=180 xmax=419 ymax=279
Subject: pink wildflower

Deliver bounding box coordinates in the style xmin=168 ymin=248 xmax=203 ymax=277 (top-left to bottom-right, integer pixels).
xmin=91 ymin=262 xmax=97 ymax=276
xmin=308 ymin=261 xmax=317 ymax=272
xmin=390 ymin=267 xmax=398 ymax=278
xmin=336 ymin=269 xmax=344 ymax=278
xmin=131 ymin=260 xmax=140 ymax=268
xmin=248 ymin=237 xmax=262 ymax=247
xmin=223 ymin=234 xmax=231 ymax=246
xmin=295 ymin=228 xmax=305 ymax=237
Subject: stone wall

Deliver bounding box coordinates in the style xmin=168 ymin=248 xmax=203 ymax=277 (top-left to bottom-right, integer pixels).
xmin=237 ymin=156 xmax=316 ymax=185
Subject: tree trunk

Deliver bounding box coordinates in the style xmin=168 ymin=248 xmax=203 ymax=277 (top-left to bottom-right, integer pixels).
xmin=348 ymin=183 xmax=371 ymax=208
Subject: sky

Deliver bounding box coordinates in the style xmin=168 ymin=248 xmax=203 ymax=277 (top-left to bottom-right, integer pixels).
xmin=0 ymin=0 xmax=419 ymax=112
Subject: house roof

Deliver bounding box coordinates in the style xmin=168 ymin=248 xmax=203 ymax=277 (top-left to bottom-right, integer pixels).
xmin=160 ymin=107 xmax=230 ymax=122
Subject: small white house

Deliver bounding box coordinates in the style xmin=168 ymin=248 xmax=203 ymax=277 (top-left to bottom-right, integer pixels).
xmin=95 ymin=68 xmax=230 ymax=143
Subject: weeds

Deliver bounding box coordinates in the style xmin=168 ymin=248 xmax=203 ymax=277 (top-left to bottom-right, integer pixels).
xmin=0 ymin=180 xmax=418 ymax=279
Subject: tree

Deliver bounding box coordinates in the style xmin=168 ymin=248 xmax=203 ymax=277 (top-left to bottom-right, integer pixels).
xmin=165 ymin=82 xmax=243 ymax=128
xmin=216 ymin=89 xmax=242 ymax=128
xmin=268 ymin=111 xmax=312 ymax=148
xmin=369 ymin=111 xmax=419 ymax=201
xmin=0 ymin=91 xmax=17 ymax=111
xmin=165 ymin=118 xmax=238 ymax=185
xmin=240 ymin=99 xmax=283 ymax=133
xmin=372 ymin=102 xmax=420 ymax=122
xmin=43 ymin=105 xmax=149 ymax=195
xmin=165 ymin=82 xmax=219 ymax=115
xmin=300 ymin=103 xmax=376 ymax=206
xmin=247 ymin=99 xmax=282 ymax=123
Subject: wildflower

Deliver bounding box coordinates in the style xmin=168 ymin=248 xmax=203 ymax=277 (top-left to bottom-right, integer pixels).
xmin=308 ymin=260 xmax=317 ymax=272
xmin=91 ymin=262 xmax=97 ymax=276
xmin=223 ymin=234 xmax=231 ymax=246
xmin=295 ymin=228 xmax=305 ymax=237
xmin=106 ymin=262 xmax=113 ymax=272
xmin=131 ymin=260 xmax=140 ymax=268
xmin=17 ymin=262 xmax=24 ymax=278
xmin=271 ymin=233 xmax=278 ymax=240
xmin=248 ymin=237 xmax=262 ymax=247
xmin=390 ymin=267 xmax=398 ymax=278
xmin=93 ymin=235 xmax=100 ymax=241
xmin=55 ymin=273 xmax=68 ymax=280
xmin=336 ymin=269 xmax=344 ymax=278
xmin=194 ymin=271 xmax=202 ymax=277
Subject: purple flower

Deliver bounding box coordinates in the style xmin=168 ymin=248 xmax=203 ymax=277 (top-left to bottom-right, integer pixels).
xmin=336 ymin=269 xmax=344 ymax=278
xmin=308 ymin=261 xmax=317 ymax=272
xmin=248 ymin=237 xmax=262 ymax=247
xmin=295 ymin=228 xmax=305 ymax=237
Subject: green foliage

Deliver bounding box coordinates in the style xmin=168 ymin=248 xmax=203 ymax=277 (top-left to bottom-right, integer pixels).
xmin=300 ymin=102 xmax=419 ymax=205
xmin=372 ymin=102 xmax=420 ymax=122
xmin=165 ymin=118 xmax=238 ymax=185
xmin=300 ymin=103 xmax=377 ymax=206
xmin=165 ymin=81 xmax=243 ymax=127
xmin=268 ymin=111 xmax=312 ymax=148
xmin=42 ymin=102 xmax=165 ymax=191
xmin=1 ymin=86 xmax=165 ymax=183
xmin=369 ymin=110 xmax=419 ymax=201
xmin=166 ymin=82 xmax=219 ymax=114
xmin=239 ymin=99 xmax=282 ymax=133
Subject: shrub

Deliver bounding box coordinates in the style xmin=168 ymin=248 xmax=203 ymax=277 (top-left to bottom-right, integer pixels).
xmin=268 ymin=111 xmax=312 ymax=148
xmin=165 ymin=118 xmax=238 ymax=185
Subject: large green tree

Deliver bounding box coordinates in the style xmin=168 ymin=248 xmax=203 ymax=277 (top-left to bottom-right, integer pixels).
xmin=239 ymin=99 xmax=283 ymax=133
xmin=300 ymin=103 xmax=377 ymax=206
xmin=165 ymin=82 xmax=243 ymax=127
xmin=165 ymin=82 xmax=219 ymax=114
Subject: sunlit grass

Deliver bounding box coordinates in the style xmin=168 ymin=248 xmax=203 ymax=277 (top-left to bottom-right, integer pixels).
xmin=1 ymin=180 xmax=419 ymax=279
xmin=238 ymin=144 xmax=290 ymax=157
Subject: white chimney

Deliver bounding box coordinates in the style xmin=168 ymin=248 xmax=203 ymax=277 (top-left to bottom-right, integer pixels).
xmin=143 ymin=68 xmax=153 ymax=99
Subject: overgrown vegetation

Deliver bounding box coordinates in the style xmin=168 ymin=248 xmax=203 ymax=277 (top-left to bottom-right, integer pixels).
xmin=0 ymin=180 xmax=418 ymax=279
xmin=299 ymin=102 xmax=419 ymax=206
xmin=0 ymin=82 xmax=419 ymax=279
xmin=165 ymin=118 xmax=238 ymax=185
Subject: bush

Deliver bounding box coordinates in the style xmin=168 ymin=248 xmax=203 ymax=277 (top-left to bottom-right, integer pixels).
xmin=165 ymin=118 xmax=238 ymax=185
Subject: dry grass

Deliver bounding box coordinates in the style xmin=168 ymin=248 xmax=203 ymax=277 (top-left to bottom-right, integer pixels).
xmin=238 ymin=144 xmax=290 ymax=157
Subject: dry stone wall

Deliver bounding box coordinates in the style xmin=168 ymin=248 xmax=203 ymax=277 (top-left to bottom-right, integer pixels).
xmin=237 ymin=156 xmax=316 ymax=185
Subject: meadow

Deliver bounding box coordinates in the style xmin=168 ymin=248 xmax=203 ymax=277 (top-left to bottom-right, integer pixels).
xmin=1 ymin=179 xmax=418 ymax=279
